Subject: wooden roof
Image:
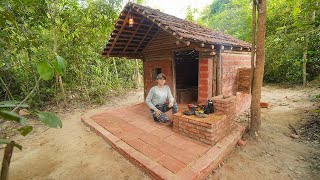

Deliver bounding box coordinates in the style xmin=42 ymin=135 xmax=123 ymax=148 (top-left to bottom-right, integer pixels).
xmin=103 ymin=2 xmax=251 ymax=59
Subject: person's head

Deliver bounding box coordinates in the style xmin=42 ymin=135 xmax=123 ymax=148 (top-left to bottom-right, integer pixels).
xmin=156 ymin=73 xmax=166 ymax=86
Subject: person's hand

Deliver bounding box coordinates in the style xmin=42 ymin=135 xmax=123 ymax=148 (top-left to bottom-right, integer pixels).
xmin=168 ymin=102 xmax=173 ymax=108
xmin=156 ymin=110 xmax=161 ymax=117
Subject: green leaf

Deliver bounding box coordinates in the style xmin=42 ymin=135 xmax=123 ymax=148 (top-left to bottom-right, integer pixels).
xmin=54 ymin=55 xmax=67 ymax=76
xmin=38 ymin=112 xmax=62 ymax=128
xmin=37 ymin=61 xmax=54 ymax=80
xmin=0 ymin=100 xmax=29 ymax=108
xmin=18 ymin=126 xmax=33 ymax=136
xmin=0 ymin=110 xmax=25 ymax=125
xmin=0 ymin=139 xmax=22 ymax=150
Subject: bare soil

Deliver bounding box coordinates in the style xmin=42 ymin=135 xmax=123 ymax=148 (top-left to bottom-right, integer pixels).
xmin=1 ymin=85 xmax=319 ymax=180
xmin=209 ymin=85 xmax=320 ymax=180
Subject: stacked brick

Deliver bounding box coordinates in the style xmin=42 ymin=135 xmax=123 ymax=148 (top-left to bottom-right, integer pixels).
xmin=173 ymin=111 xmax=234 ymax=145
xmin=221 ymin=53 xmax=251 ymax=96
xmin=237 ymin=68 xmax=251 ymax=94
xmin=198 ymin=58 xmax=213 ymax=103
xmin=212 ymin=95 xmax=237 ymax=120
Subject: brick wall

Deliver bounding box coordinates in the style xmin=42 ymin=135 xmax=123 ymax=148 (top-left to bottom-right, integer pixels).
xmin=198 ymin=58 xmax=213 ymax=103
xmin=219 ymin=53 xmax=251 ymax=115
xmin=144 ymin=60 xmax=173 ymax=99
xmin=173 ymin=112 xmax=235 ymax=145
xmin=212 ymin=95 xmax=236 ymax=119
xmin=221 ymin=53 xmax=251 ymax=96
xmin=237 ymin=68 xmax=251 ymax=94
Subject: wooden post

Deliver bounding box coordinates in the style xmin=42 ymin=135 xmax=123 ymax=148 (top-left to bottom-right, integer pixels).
xmin=212 ymin=55 xmax=217 ymax=97
xmin=251 ymin=0 xmax=257 ymax=93
xmin=250 ymin=0 xmax=267 ymax=136
xmin=216 ymin=46 xmax=222 ymax=95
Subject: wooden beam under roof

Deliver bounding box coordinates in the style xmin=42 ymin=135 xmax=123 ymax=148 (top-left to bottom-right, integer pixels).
xmin=123 ymin=16 xmax=146 ymax=53
xmin=107 ymin=9 xmax=131 ymax=57
xmin=135 ymin=22 xmax=157 ymax=53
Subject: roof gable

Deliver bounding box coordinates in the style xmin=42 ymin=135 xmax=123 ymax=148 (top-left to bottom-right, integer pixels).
xmin=103 ymin=2 xmax=251 ymax=58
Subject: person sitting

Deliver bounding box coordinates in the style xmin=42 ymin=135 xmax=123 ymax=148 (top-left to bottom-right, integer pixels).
xmin=145 ymin=73 xmax=178 ymax=123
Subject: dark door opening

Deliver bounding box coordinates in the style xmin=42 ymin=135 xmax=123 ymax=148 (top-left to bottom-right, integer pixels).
xmin=174 ymin=50 xmax=199 ymax=104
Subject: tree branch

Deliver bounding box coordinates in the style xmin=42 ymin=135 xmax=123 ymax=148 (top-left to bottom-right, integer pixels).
xmin=12 ymin=77 xmax=41 ymax=112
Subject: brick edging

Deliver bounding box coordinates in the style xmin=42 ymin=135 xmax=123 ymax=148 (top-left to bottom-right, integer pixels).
xmin=81 ymin=115 xmax=175 ymax=180
xmin=177 ymin=125 xmax=245 ymax=179
xmin=81 ymin=115 xmax=245 ymax=180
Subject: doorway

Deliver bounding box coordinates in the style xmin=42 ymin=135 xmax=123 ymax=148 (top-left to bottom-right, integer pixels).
xmin=174 ymin=50 xmax=199 ymax=103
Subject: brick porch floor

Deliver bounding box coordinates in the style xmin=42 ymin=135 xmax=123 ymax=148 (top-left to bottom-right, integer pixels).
xmin=81 ymin=103 xmax=244 ymax=179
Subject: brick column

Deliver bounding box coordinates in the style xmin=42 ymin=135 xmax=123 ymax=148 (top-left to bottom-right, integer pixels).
xmin=212 ymin=95 xmax=236 ymax=120
xmin=198 ymin=58 xmax=213 ymax=103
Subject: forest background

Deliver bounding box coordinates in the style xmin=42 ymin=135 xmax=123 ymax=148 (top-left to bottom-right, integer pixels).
xmin=1 ymin=0 xmax=319 ymax=109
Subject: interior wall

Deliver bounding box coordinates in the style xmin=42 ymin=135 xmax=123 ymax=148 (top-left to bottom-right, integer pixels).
xmin=175 ymin=50 xmax=199 ymax=103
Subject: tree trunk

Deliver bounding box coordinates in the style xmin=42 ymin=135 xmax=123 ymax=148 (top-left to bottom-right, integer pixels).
xmin=251 ymin=0 xmax=257 ymax=94
xmin=1 ymin=141 xmax=15 ymax=180
xmin=52 ymin=0 xmax=66 ymax=103
xmin=250 ymin=0 xmax=267 ymax=136
xmin=112 ymin=57 xmax=119 ymax=81
xmin=134 ymin=59 xmax=140 ymax=88
xmin=303 ymin=2 xmax=317 ymax=87
xmin=302 ymin=38 xmax=308 ymax=87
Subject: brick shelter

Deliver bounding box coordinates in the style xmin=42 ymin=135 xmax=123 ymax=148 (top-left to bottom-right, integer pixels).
xmin=98 ymin=2 xmax=253 ymax=179
xmin=103 ymin=3 xmax=252 ymax=116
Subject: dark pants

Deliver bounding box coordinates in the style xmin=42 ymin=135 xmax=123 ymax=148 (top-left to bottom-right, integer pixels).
xmin=150 ymin=102 xmax=178 ymax=123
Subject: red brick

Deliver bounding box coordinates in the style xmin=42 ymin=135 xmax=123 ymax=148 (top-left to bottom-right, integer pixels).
xmin=158 ymin=155 xmax=186 ymax=173
xmin=140 ymin=145 xmax=165 ymax=161
xmin=127 ymin=138 xmax=149 ymax=152
xmin=260 ymin=102 xmax=269 ymax=108
xmin=164 ymin=135 xmax=188 ymax=147
xmin=199 ymin=65 xmax=208 ymax=71
xmin=200 ymin=72 xmax=209 ymax=79
xmin=199 ymin=79 xmax=208 ymax=86
xmin=200 ymin=59 xmax=209 ymax=65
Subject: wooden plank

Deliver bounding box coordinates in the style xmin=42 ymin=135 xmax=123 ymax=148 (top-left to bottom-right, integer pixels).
xmin=216 ymin=46 xmax=222 ymax=95
xmin=171 ymin=51 xmax=176 ymax=100
xmin=212 ymin=55 xmax=217 ymax=97
xmin=136 ymin=23 xmax=157 ymax=53
xmin=123 ymin=16 xmax=146 ymax=52
xmin=107 ymin=9 xmax=131 ymax=57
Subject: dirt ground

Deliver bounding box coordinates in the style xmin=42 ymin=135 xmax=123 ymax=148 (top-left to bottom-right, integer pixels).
xmin=0 ymin=85 xmax=319 ymax=180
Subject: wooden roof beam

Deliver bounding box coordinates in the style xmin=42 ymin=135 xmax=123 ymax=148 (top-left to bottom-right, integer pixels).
xmin=107 ymin=9 xmax=131 ymax=57
xmin=135 ymin=22 xmax=157 ymax=53
xmin=123 ymin=16 xmax=146 ymax=53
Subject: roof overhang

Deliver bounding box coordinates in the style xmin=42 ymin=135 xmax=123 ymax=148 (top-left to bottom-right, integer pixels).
xmin=103 ymin=3 xmax=252 ymax=59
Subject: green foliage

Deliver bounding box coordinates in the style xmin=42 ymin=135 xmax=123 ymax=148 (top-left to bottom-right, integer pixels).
xmin=37 ymin=61 xmax=54 ymax=81
xmin=0 ymin=110 xmax=25 ymax=126
xmin=17 ymin=126 xmax=33 ymax=136
xmin=0 ymin=140 xmax=22 ymax=150
xmin=0 ymin=101 xmax=29 ymax=108
xmin=38 ymin=112 xmax=62 ymax=128
xmin=185 ymin=6 xmax=198 ymax=22
xmin=54 ymin=55 xmax=67 ymax=76
xmin=199 ymin=0 xmax=320 ymax=83
xmin=0 ymin=0 xmax=142 ymax=107
xmin=199 ymin=0 xmax=251 ymax=42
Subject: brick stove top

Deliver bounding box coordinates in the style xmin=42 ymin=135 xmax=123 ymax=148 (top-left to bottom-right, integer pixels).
xmin=173 ymin=111 xmax=236 ymax=145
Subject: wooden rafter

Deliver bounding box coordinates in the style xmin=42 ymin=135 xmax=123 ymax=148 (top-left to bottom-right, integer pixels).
xmin=107 ymin=9 xmax=131 ymax=57
xmin=135 ymin=23 xmax=156 ymax=53
xmin=123 ymin=16 xmax=146 ymax=53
